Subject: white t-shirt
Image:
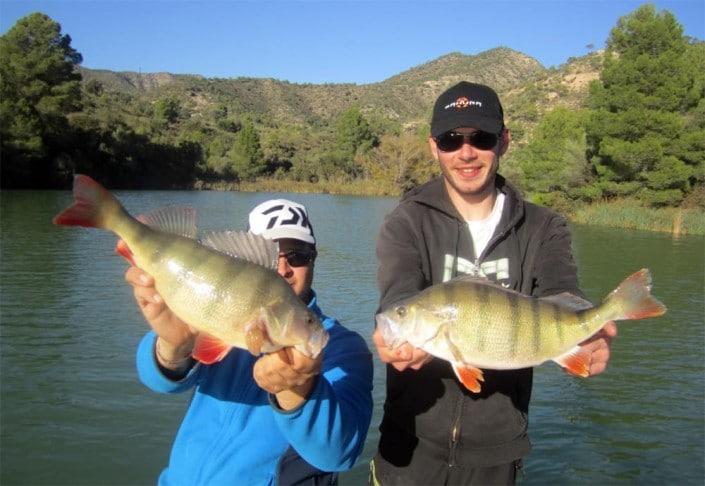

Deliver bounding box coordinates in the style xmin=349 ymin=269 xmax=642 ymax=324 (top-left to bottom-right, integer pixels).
xmin=467 ymin=191 xmax=505 ymax=259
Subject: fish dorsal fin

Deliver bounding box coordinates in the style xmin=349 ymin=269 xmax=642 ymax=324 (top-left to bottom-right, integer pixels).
xmin=540 ymin=292 xmax=594 ymax=312
xmin=201 ymin=230 xmax=278 ymax=270
xmin=137 ymin=206 xmax=197 ymax=239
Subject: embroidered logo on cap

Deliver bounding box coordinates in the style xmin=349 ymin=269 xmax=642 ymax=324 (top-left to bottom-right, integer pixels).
xmin=444 ymin=96 xmax=483 ymax=111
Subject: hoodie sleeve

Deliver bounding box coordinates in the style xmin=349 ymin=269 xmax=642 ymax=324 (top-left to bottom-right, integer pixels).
xmin=531 ymin=213 xmax=586 ymax=299
xmin=376 ymin=207 xmax=428 ymax=312
xmin=269 ymin=323 xmax=373 ymax=472
xmin=135 ymin=331 xmax=200 ymax=393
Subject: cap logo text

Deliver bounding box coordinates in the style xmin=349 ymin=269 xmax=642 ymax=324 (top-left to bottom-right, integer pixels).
xmin=444 ymin=96 xmax=482 ymax=110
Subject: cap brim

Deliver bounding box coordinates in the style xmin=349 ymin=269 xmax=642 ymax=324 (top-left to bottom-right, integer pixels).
xmin=259 ymin=227 xmax=315 ymax=245
xmin=431 ymin=114 xmax=503 ymax=137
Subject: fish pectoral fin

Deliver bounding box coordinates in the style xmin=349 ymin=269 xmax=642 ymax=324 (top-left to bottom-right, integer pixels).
xmin=553 ymin=345 xmax=590 ymax=377
xmin=452 ymin=363 xmax=485 ymax=393
xmin=115 ymin=239 xmax=136 ymax=266
xmin=192 ymin=333 xmax=231 ymax=364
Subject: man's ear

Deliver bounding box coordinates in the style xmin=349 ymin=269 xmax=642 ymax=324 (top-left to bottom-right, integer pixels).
xmin=498 ymin=128 xmax=511 ymax=156
xmin=428 ymin=136 xmax=439 ymax=160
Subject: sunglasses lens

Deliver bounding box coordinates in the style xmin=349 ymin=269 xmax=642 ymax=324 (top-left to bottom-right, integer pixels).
xmin=469 ymin=131 xmax=499 ymax=150
xmin=435 ymin=131 xmax=499 ymax=152
xmin=283 ymin=250 xmax=315 ymax=267
xmin=436 ymin=132 xmax=464 ymax=152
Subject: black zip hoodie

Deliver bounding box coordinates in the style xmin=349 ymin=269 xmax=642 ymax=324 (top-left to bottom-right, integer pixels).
xmin=373 ymin=174 xmax=583 ymax=484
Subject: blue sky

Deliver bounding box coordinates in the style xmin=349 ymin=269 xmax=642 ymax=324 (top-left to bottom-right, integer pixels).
xmin=1 ymin=1 xmax=703 ymax=84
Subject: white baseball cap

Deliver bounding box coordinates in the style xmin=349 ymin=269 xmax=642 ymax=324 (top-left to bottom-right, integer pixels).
xmin=248 ymin=199 xmax=316 ymax=245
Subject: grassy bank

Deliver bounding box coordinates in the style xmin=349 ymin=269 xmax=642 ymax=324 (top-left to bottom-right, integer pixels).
xmin=571 ymin=200 xmax=704 ymax=236
xmin=194 ymin=178 xmax=399 ymax=197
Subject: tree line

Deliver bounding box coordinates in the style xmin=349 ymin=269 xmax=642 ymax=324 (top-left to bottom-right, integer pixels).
xmin=1 ymin=5 xmax=703 ymax=210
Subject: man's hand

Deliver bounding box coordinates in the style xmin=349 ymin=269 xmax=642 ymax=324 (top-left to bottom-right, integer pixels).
xmin=124 ymin=266 xmax=196 ymax=366
xmin=372 ymin=327 xmax=432 ymax=372
xmin=253 ymin=347 xmax=322 ymax=410
xmin=570 ymin=321 xmax=618 ymax=377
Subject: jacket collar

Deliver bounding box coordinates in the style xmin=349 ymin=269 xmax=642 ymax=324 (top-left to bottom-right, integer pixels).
xmin=402 ymin=174 xmax=525 ymax=230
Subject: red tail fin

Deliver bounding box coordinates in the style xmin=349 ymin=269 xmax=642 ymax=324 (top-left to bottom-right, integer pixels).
xmin=53 ymin=175 xmax=114 ymax=228
xmin=607 ymin=268 xmax=667 ymax=321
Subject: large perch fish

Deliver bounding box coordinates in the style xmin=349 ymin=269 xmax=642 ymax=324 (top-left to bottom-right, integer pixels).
xmin=53 ymin=175 xmax=328 ymax=364
xmin=376 ymin=271 xmax=666 ymax=393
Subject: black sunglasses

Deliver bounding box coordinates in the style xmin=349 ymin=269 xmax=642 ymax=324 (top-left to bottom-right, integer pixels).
xmin=280 ymin=248 xmax=317 ymax=267
xmin=434 ymin=130 xmax=501 ymax=152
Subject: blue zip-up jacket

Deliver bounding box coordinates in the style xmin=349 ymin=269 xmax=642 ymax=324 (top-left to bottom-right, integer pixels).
xmin=136 ymin=291 xmax=373 ymax=486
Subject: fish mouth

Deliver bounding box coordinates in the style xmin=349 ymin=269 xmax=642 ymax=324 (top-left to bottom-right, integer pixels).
xmin=375 ymin=313 xmax=402 ymax=348
xmin=295 ymin=328 xmax=329 ymax=358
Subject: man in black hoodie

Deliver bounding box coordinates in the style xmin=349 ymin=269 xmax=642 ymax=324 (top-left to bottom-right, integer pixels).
xmin=371 ymin=82 xmax=617 ymax=485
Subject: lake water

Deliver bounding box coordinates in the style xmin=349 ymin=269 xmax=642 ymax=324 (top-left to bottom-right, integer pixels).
xmin=1 ymin=189 xmax=703 ymax=485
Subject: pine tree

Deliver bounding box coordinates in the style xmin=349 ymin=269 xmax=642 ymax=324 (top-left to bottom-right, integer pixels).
xmin=229 ymin=120 xmax=265 ymax=181
xmin=587 ymin=4 xmax=704 ymax=206
xmin=0 ymin=12 xmax=83 ymax=187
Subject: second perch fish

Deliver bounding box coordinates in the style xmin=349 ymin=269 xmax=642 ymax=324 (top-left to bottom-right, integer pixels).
xmin=376 ymin=271 xmax=666 ymax=393
xmin=53 ymin=174 xmax=328 ymax=364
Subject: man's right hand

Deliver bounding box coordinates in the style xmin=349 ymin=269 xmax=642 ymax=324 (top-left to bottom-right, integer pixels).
xmin=372 ymin=328 xmax=432 ymax=372
xmin=124 ymin=266 xmax=196 ymax=365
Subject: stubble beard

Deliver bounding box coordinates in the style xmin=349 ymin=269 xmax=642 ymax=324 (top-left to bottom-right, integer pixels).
xmin=443 ymin=158 xmax=500 ymax=202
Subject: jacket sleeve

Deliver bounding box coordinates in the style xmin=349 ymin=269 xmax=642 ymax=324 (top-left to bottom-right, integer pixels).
xmin=376 ymin=208 xmax=427 ymax=312
xmin=531 ymin=213 xmax=586 ymax=299
xmin=270 ymin=325 xmax=373 ymax=472
xmin=135 ymin=331 xmax=200 ymax=394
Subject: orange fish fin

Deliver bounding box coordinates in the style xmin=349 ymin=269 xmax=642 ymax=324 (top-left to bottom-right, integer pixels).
xmin=554 ymin=345 xmax=590 ymax=377
xmin=192 ymin=333 xmax=231 ymax=364
xmin=115 ymin=239 xmax=136 ymax=266
xmin=452 ymin=364 xmax=485 ymax=393
xmin=52 ymin=174 xmax=113 ymax=228
xmin=606 ymin=268 xmax=667 ymax=320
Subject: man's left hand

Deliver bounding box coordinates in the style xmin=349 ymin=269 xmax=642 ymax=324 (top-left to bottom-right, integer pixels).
xmin=253 ymin=347 xmax=322 ymax=410
xmin=570 ymin=321 xmax=618 ymax=377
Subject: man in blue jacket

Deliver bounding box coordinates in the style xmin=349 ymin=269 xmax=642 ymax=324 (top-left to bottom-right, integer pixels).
xmin=126 ymin=199 xmax=373 ymax=485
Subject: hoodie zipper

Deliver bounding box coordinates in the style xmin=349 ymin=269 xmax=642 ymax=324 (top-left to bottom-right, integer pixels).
xmin=447 ymin=394 xmax=464 ymax=468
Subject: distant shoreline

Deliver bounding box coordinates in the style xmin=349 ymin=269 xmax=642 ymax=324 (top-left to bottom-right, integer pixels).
xmin=193 ymin=179 xmax=705 ymax=237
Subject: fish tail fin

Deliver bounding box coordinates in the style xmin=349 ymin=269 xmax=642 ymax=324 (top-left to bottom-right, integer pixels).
xmin=52 ymin=175 xmax=125 ymax=230
xmin=603 ymin=268 xmax=667 ymax=321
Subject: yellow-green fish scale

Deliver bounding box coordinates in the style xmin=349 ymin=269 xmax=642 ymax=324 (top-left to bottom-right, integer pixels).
xmin=417 ymin=280 xmax=606 ymax=369
xmin=111 ymin=216 xmax=302 ymax=348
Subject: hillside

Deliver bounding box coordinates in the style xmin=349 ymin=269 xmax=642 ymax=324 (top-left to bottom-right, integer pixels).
xmin=78 ymin=47 xmax=557 ymax=128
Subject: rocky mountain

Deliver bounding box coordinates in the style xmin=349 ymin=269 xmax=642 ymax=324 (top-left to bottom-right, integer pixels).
xmin=78 ymin=47 xmax=602 ymax=135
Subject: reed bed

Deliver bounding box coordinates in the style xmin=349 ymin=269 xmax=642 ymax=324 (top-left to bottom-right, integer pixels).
xmin=572 ymin=200 xmax=704 ymax=236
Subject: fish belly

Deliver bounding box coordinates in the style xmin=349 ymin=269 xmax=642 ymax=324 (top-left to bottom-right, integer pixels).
xmin=130 ymin=232 xmax=288 ymax=347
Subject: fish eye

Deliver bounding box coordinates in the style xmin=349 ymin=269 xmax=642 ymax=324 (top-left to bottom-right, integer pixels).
xmin=395 ymin=306 xmax=406 ymax=317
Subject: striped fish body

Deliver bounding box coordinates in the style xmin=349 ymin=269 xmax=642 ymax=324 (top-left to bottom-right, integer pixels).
xmin=54 ymin=175 xmax=327 ymax=363
xmin=376 ymin=271 xmax=666 ymax=392
xmin=123 ymin=225 xmax=308 ymax=349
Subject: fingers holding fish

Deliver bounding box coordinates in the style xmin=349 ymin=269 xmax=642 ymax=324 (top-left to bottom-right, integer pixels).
xmin=253 ymin=348 xmax=322 ymax=396
xmin=572 ymin=321 xmax=616 ymax=377
xmin=372 ymin=328 xmax=432 ymax=372
xmin=124 ymin=266 xmax=196 ymax=352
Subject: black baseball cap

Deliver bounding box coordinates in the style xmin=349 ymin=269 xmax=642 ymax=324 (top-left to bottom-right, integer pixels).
xmin=430 ymin=82 xmax=505 ymax=138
